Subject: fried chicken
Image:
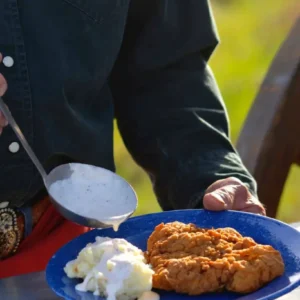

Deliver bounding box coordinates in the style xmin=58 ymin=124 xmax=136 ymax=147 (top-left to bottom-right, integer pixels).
xmin=145 ymin=222 xmax=284 ymax=295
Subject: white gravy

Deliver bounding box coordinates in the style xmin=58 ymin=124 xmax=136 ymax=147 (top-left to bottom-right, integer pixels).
xmin=48 ymin=164 xmax=136 ymax=231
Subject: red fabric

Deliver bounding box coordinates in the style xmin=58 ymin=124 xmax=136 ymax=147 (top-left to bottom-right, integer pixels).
xmin=0 ymin=204 xmax=90 ymax=279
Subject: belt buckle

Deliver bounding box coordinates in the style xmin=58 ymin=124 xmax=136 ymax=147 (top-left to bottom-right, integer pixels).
xmin=0 ymin=207 xmax=21 ymax=259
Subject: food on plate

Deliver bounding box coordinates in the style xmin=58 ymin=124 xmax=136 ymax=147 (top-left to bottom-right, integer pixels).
xmin=145 ymin=221 xmax=285 ymax=295
xmin=64 ymin=237 xmax=158 ymax=300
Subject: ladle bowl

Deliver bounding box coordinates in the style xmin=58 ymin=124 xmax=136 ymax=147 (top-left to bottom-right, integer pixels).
xmin=0 ymin=96 xmax=137 ymax=229
xmin=46 ymin=163 xmax=137 ymax=228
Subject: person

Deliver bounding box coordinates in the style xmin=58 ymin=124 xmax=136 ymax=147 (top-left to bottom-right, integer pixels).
xmin=0 ymin=0 xmax=265 ymax=278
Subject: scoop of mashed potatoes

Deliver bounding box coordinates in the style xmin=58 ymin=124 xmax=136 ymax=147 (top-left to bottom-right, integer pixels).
xmin=64 ymin=237 xmax=154 ymax=300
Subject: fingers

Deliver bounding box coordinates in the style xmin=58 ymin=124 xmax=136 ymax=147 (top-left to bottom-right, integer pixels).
xmin=0 ymin=52 xmax=8 ymax=135
xmin=0 ymin=52 xmax=8 ymax=96
xmin=203 ymin=177 xmax=243 ymax=210
xmin=205 ymin=177 xmax=243 ymax=194
xmin=0 ymin=73 xmax=7 ymax=96
xmin=203 ymin=189 xmax=232 ymax=210
xmin=242 ymin=203 xmax=266 ymax=216
xmin=0 ymin=112 xmax=8 ymax=135
xmin=0 ymin=111 xmax=8 ymax=125
xmin=203 ymin=177 xmax=266 ymax=215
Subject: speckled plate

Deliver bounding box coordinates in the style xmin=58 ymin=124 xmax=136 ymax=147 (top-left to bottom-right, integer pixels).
xmin=46 ymin=209 xmax=300 ymax=300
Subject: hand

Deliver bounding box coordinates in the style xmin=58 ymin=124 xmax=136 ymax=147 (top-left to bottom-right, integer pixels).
xmin=0 ymin=53 xmax=8 ymax=135
xmin=203 ymin=177 xmax=266 ymax=215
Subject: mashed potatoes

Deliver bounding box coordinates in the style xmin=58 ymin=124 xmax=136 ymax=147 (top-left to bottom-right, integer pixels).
xmin=64 ymin=237 xmax=155 ymax=300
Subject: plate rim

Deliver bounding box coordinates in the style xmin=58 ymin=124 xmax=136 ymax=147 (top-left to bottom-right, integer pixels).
xmin=46 ymin=209 xmax=300 ymax=300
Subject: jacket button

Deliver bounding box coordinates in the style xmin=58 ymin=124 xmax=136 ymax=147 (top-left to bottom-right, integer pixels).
xmin=3 ymin=56 xmax=14 ymax=68
xmin=9 ymin=142 xmax=20 ymax=153
xmin=0 ymin=201 xmax=9 ymax=209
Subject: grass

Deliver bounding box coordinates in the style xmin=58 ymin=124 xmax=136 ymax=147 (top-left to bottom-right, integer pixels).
xmin=114 ymin=0 xmax=300 ymax=222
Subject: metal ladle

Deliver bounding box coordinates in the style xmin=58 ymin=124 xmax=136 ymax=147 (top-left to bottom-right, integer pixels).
xmin=0 ymin=97 xmax=137 ymax=229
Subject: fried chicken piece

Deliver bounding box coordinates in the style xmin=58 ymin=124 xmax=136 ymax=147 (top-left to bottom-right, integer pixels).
xmin=145 ymin=222 xmax=284 ymax=295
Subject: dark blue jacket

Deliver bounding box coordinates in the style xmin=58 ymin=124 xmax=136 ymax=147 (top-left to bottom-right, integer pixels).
xmin=0 ymin=0 xmax=256 ymax=209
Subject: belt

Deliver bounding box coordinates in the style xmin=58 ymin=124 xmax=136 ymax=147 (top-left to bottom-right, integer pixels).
xmin=0 ymin=197 xmax=50 ymax=260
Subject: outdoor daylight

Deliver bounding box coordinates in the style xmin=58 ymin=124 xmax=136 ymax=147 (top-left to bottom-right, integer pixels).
xmin=114 ymin=0 xmax=300 ymax=223
xmin=0 ymin=0 xmax=299 ymax=299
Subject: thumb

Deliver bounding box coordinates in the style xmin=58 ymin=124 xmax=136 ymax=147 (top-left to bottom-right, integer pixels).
xmin=203 ymin=185 xmax=237 ymax=211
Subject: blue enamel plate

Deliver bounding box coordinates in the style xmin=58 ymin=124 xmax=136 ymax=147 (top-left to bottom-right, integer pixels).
xmin=46 ymin=210 xmax=300 ymax=300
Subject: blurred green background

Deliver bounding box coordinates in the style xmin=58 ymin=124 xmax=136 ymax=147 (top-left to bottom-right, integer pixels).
xmin=114 ymin=0 xmax=300 ymax=223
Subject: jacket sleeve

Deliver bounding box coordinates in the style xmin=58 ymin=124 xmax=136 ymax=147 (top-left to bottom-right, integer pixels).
xmin=110 ymin=0 xmax=257 ymax=211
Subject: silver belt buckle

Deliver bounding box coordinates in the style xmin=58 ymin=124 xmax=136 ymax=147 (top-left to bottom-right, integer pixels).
xmin=0 ymin=205 xmax=21 ymax=259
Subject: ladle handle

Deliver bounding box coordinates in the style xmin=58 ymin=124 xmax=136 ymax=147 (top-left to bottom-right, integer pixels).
xmin=0 ymin=96 xmax=47 ymax=180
